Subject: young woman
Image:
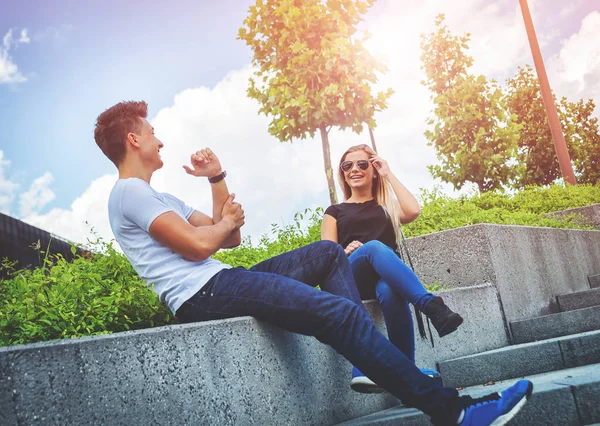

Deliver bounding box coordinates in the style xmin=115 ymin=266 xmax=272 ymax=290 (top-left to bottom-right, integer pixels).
xmin=321 ymin=144 xmax=463 ymax=393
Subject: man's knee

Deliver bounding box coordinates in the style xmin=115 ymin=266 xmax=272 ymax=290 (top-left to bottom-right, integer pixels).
xmin=313 ymin=240 xmax=345 ymax=257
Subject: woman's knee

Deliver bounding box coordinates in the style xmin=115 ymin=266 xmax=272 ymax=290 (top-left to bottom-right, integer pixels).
xmin=361 ymin=240 xmax=388 ymax=253
xmin=356 ymin=240 xmax=392 ymax=260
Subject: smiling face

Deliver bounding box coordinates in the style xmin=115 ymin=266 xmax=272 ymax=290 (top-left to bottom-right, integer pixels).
xmin=342 ymin=150 xmax=375 ymax=192
xmin=131 ymin=117 xmax=164 ymax=171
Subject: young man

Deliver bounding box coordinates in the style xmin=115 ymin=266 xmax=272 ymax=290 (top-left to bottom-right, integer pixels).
xmin=95 ymin=100 xmax=533 ymax=426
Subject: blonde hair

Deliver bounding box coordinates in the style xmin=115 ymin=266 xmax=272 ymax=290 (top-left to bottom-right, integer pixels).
xmin=337 ymin=144 xmax=403 ymax=252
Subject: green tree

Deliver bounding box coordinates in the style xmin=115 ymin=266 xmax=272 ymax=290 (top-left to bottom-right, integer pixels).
xmin=506 ymin=64 xmax=600 ymax=187
xmin=420 ymin=15 xmax=521 ymax=192
xmin=505 ymin=65 xmax=560 ymax=186
xmin=238 ymin=0 xmax=393 ymax=204
xmin=566 ymin=98 xmax=600 ymax=184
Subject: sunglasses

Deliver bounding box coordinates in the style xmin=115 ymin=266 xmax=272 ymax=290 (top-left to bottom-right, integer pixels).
xmin=340 ymin=160 xmax=370 ymax=172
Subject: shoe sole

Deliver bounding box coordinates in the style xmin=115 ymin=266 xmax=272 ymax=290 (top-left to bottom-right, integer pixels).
xmin=437 ymin=313 xmax=464 ymax=338
xmin=350 ymin=378 xmax=385 ymax=394
xmin=350 ymin=374 xmax=441 ymax=395
xmin=489 ymin=381 xmax=534 ymax=426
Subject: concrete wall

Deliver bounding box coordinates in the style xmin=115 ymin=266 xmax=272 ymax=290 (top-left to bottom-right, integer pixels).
xmin=405 ymin=224 xmax=600 ymax=322
xmin=0 ymin=285 xmax=507 ymax=426
xmin=549 ymin=203 xmax=600 ymax=230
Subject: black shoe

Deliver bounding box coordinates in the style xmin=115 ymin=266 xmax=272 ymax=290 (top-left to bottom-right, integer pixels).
xmin=424 ymin=296 xmax=464 ymax=337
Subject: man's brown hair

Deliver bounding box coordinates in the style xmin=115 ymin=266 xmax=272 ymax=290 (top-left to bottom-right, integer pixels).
xmin=94 ymin=101 xmax=148 ymax=167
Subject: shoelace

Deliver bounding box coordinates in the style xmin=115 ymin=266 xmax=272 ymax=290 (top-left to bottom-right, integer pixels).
xmin=397 ymin=227 xmax=430 ymax=341
xmin=464 ymin=392 xmax=502 ymax=408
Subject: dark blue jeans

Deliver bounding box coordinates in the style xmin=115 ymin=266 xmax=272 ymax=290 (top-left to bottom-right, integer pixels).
xmin=349 ymin=240 xmax=435 ymax=363
xmin=176 ymin=240 xmax=458 ymax=422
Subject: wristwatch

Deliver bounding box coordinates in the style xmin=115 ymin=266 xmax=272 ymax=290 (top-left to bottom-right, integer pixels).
xmin=208 ymin=170 xmax=227 ymax=184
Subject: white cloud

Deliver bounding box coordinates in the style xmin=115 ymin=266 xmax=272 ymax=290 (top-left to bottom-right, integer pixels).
xmin=0 ymin=150 xmax=19 ymax=215
xmin=19 ymin=29 xmax=30 ymax=44
xmin=21 ymin=174 xmax=117 ymax=246
xmin=18 ymin=172 xmax=56 ymax=217
xmin=547 ymin=11 xmax=600 ymax=118
xmin=0 ymin=28 xmax=28 ymax=84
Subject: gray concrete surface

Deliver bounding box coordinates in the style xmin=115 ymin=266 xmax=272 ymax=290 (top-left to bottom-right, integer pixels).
xmin=0 ymin=285 xmax=507 ymax=426
xmin=404 ymin=224 xmax=600 ymax=323
xmin=590 ymin=274 xmax=600 ymax=289
xmin=337 ymin=363 xmax=600 ymax=426
xmin=438 ymin=330 xmax=600 ymax=389
xmin=557 ymin=288 xmax=600 ymax=312
xmin=411 ymin=284 xmax=509 ymax=370
xmin=549 ymin=203 xmax=600 ymax=229
xmin=510 ymin=305 xmax=600 ymax=344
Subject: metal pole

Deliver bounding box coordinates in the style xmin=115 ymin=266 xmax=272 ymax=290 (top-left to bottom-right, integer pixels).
xmin=518 ymin=0 xmax=577 ymax=185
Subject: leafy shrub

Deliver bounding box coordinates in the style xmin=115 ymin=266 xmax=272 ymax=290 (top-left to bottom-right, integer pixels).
xmin=214 ymin=208 xmax=324 ymax=268
xmin=0 ymin=238 xmax=173 ymax=347
xmin=1 ymin=183 xmax=598 ymax=347
xmin=402 ymin=183 xmax=600 ymax=237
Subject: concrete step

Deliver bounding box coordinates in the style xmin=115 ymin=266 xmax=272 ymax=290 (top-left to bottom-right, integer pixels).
xmin=590 ymin=274 xmax=600 ymax=289
xmin=510 ymin=305 xmax=600 ymax=344
xmin=437 ymin=330 xmax=600 ymax=389
xmin=336 ymin=363 xmax=600 ymax=426
xmin=557 ymin=288 xmax=600 ymax=312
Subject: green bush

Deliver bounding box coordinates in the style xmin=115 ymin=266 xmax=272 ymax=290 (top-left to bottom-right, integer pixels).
xmin=402 ymin=183 xmax=600 ymax=237
xmin=1 ymin=183 xmax=598 ymax=347
xmin=213 ymin=208 xmax=324 ymax=268
xmin=0 ymin=238 xmax=173 ymax=347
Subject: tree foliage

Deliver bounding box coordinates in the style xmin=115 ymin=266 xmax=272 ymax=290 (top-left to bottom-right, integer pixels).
xmin=506 ymin=65 xmax=600 ymax=187
xmin=421 ymin=15 xmax=600 ymax=191
xmin=420 ymin=15 xmax=521 ymax=192
xmin=238 ymin=0 xmax=393 ymax=203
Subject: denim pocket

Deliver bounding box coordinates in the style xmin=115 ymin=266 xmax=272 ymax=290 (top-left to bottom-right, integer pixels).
xmin=175 ymin=281 xmax=216 ymax=323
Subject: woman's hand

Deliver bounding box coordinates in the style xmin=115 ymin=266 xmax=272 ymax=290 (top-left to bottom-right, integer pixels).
xmin=369 ymin=155 xmax=391 ymax=179
xmin=344 ymin=240 xmax=363 ymax=256
xmin=183 ymin=148 xmax=223 ymax=178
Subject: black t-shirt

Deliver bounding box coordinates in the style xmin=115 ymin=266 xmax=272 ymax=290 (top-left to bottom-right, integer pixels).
xmin=324 ymin=200 xmax=397 ymax=252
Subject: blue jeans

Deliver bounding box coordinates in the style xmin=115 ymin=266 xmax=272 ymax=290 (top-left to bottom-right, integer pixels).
xmin=349 ymin=240 xmax=435 ymax=362
xmin=176 ymin=240 xmax=458 ymax=421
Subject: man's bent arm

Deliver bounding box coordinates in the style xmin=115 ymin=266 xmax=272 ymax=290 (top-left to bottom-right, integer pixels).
xmin=150 ymin=211 xmax=236 ymax=261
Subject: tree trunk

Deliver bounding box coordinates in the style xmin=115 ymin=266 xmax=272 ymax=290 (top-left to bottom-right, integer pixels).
xmin=368 ymin=126 xmax=378 ymax=153
xmin=476 ymin=181 xmax=485 ymax=193
xmin=319 ymin=126 xmax=338 ymax=205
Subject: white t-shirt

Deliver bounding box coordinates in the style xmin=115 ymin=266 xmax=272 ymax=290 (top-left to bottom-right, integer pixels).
xmin=108 ymin=178 xmax=231 ymax=314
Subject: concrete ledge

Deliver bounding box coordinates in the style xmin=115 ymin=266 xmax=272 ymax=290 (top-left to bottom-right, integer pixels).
xmin=412 ymin=284 xmax=509 ymax=370
xmin=338 ymin=363 xmax=600 ymax=426
xmin=577 ymin=381 xmax=600 ymax=424
xmin=549 ymin=203 xmax=600 ymax=229
xmin=405 ymin=224 xmax=600 ymax=322
xmin=557 ymin=288 xmax=600 ymax=312
xmin=510 ymin=305 xmax=600 ymax=344
xmin=438 ymin=330 xmax=600 ymax=389
xmin=590 ymin=274 xmax=600 ymax=289
xmin=0 ymin=285 xmax=507 ymax=426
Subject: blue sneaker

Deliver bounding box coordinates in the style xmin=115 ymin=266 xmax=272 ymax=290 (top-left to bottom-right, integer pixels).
xmin=350 ymin=366 xmax=441 ymax=394
xmin=457 ymin=379 xmax=533 ymax=426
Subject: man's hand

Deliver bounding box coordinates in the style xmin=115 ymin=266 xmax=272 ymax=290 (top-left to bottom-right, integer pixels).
xmin=183 ymin=148 xmax=223 ymax=178
xmin=345 ymin=240 xmax=363 ymax=256
xmin=221 ymin=194 xmax=245 ymax=229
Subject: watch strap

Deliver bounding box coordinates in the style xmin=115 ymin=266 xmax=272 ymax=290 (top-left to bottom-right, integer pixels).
xmin=208 ymin=170 xmax=227 ymax=184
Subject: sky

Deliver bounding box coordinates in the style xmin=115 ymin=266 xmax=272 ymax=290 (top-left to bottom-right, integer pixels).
xmin=1 ymin=0 xmax=600 ymax=247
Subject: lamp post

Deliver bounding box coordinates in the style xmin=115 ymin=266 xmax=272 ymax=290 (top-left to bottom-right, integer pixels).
xmin=518 ymin=0 xmax=577 ymax=185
